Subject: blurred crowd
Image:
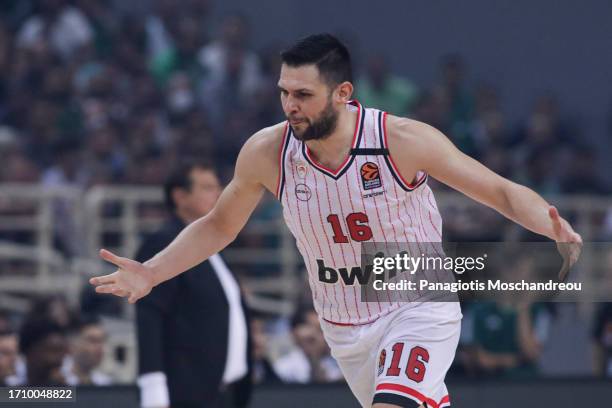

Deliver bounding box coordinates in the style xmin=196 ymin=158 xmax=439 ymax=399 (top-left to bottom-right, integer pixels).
xmin=0 ymin=0 xmax=609 ymax=194
xmin=1 ymin=0 xmax=612 ymax=389
xmin=3 ymin=292 xmax=612 ymax=388
xmin=0 ymin=296 xmax=110 ymax=387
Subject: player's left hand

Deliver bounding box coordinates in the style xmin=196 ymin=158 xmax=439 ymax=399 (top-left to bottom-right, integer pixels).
xmin=549 ymin=206 xmax=583 ymax=281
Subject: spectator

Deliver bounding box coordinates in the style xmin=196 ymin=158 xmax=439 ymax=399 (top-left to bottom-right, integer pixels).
xmin=251 ymin=316 xmax=281 ymax=384
xmin=17 ymin=318 xmax=68 ymax=386
xmin=273 ymin=308 xmax=343 ymax=384
xmin=560 ymin=145 xmax=607 ymax=195
xmin=28 ymin=295 xmax=75 ymax=330
xmin=593 ymin=303 xmax=612 ymax=378
xmin=198 ymin=12 xmax=263 ymax=130
xmin=0 ymin=328 xmax=18 ymax=386
xmin=471 ymin=257 xmax=551 ymax=378
xmin=16 ymin=0 xmax=93 ymax=60
xmin=62 ymin=315 xmax=112 ymax=385
xmin=438 ymin=53 xmax=474 ymax=126
xmin=355 ymin=53 xmax=418 ymax=116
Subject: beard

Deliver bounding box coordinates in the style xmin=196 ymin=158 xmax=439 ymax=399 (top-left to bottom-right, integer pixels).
xmin=289 ymin=98 xmax=339 ymax=141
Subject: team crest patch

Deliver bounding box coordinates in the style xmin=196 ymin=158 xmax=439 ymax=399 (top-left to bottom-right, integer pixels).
xmin=295 ymin=183 xmax=312 ymax=201
xmin=361 ymin=162 xmax=382 ymax=190
xmin=377 ymin=349 xmax=386 ymax=376
xmin=296 ymin=161 xmax=308 ymax=179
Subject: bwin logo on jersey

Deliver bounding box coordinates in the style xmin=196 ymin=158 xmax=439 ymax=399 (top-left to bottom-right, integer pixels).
xmin=295 ymin=183 xmax=312 ymax=201
xmin=317 ymin=259 xmax=376 ymax=285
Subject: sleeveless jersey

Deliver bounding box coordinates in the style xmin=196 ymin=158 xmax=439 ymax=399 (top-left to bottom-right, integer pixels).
xmin=276 ymin=100 xmax=444 ymax=325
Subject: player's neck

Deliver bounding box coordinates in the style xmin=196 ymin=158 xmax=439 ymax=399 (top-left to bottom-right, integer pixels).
xmin=305 ymin=107 xmax=357 ymax=170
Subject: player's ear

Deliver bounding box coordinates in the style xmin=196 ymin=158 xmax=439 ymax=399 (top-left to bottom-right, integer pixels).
xmin=335 ymin=81 xmax=353 ymax=103
xmin=172 ymin=188 xmax=188 ymax=209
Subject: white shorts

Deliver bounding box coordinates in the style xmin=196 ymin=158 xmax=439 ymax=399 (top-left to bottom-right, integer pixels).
xmin=320 ymin=302 xmax=462 ymax=408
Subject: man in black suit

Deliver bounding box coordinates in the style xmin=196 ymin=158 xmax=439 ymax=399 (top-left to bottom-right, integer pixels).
xmin=135 ymin=161 xmax=252 ymax=408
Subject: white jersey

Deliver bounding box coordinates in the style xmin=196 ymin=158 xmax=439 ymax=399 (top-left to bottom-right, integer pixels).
xmin=277 ymin=100 xmax=444 ymax=325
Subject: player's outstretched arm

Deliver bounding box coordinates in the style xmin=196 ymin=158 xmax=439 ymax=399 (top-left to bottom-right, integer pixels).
xmin=89 ymin=127 xmax=281 ymax=303
xmin=386 ymin=115 xmax=582 ymax=278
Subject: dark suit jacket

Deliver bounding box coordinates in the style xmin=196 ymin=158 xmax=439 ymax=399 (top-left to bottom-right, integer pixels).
xmin=135 ymin=215 xmax=252 ymax=408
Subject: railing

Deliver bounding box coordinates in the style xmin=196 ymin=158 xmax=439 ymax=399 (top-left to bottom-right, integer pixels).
xmin=1 ymin=184 xmax=610 ymax=317
xmin=1 ymin=183 xmax=610 ymax=381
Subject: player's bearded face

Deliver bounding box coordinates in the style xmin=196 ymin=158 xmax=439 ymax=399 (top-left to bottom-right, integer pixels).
xmin=289 ymin=95 xmax=339 ymax=141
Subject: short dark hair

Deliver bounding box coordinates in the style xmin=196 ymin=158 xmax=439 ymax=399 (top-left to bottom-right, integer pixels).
xmin=164 ymin=160 xmax=216 ymax=211
xmin=68 ymin=314 xmax=101 ymax=336
xmin=281 ymin=33 xmax=353 ymax=87
xmin=290 ymin=306 xmax=316 ymax=329
xmin=19 ymin=318 xmax=65 ymax=355
xmin=0 ymin=328 xmax=16 ymax=337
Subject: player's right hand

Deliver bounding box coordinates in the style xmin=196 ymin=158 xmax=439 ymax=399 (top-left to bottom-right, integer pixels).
xmin=549 ymin=206 xmax=583 ymax=281
xmin=89 ymin=249 xmax=154 ymax=304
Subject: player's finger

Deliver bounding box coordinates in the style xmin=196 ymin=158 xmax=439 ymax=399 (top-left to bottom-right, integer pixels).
xmin=128 ymin=293 xmax=139 ymax=304
xmin=95 ymin=284 xmax=118 ymax=294
xmin=557 ymin=242 xmax=571 ymax=281
xmin=111 ymin=287 xmax=129 ymax=297
xmin=569 ymin=241 xmax=583 ymax=266
xmin=548 ymin=206 xmax=563 ymax=237
xmin=89 ymin=274 xmax=116 ymax=286
xmin=99 ymin=248 xmax=127 ymax=268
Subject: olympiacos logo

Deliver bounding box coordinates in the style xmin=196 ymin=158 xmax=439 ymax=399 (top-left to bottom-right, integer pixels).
xmin=296 ymin=161 xmax=308 ymax=179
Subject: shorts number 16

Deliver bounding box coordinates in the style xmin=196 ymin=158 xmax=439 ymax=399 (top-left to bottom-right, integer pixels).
xmin=386 ymin=343 xmax=429 ymax=383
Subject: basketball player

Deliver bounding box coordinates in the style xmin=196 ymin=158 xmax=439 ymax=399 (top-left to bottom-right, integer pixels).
xmin=90 ymin=34 xmax=582 ymax=407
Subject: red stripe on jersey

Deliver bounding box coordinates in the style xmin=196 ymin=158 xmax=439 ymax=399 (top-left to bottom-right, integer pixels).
xmin=372 ymin=112 xmax=409 ymax=304
xmin=275 ymin=122 xmax=289 ymax=199
xmin=332 ymin=182 xmax=362 ymax=321
xmin=364 ymin=115 xmax=393 ymax=306
xmin=382 ymin=112 xmax=428 ymax=190
xmin=324 ymin=180 xmax=354 ymax=321
xmin=323 ymin=181 xmax=352 ymax=320
xmin=415 ymin=191 xmax=445 ymax=283
xmin=353 ymin=136 xmax=383 ymax=315
xmin=342 ymin=173 xmax=371 ymax=319
xmin=322 ymin=316 xmax=378 ymax=326
xmin=287 ymin=160 xmax=320 ymax=303
xmin=312 ymin=171 xmax=341 ymax=321
xmin=297 ymin=166 xmax=333 ymax=319
xmin=426 ymin=189 xmax=442 ymax=238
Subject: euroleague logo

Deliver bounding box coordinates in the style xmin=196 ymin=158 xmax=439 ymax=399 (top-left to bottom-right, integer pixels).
xmin=360 ymin=162 xmax=382 ymax=190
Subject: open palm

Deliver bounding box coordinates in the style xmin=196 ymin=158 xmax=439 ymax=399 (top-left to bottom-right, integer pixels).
xmin=549 ymin=206 xmax=583 ymax=281
xmin=89 ymin=249 xmax=155 ymax=303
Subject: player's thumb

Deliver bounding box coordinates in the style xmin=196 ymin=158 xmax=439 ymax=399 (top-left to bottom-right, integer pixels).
xmin=548 ymin=206 xmax=560 ymax=221
xmin=99 ymin=248 xmax=124 ymax=267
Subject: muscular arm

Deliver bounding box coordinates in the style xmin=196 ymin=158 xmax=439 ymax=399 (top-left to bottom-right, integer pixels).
xmin=90 ymin=125 xmax=283 ymax=302
xmin=145 ymin=157 xmax=266 ymax=286
xmin=386 ymin=116 xmax=582 ymax=244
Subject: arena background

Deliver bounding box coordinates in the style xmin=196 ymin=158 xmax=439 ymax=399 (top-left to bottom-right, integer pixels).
xmin=0 ymin=0 xmax=611 ymax=407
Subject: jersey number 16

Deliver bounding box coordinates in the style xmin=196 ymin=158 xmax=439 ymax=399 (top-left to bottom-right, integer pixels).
xmin=326 ymin=212 xmax=373 ymax=243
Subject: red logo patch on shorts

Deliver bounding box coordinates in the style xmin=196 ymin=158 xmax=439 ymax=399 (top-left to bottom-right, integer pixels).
xmin=377 ymin=349 xmax=387 ymax=376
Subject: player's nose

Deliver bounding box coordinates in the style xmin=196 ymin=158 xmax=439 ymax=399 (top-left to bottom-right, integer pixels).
xmin=283 ymin=95 xmax=299 ymax=114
